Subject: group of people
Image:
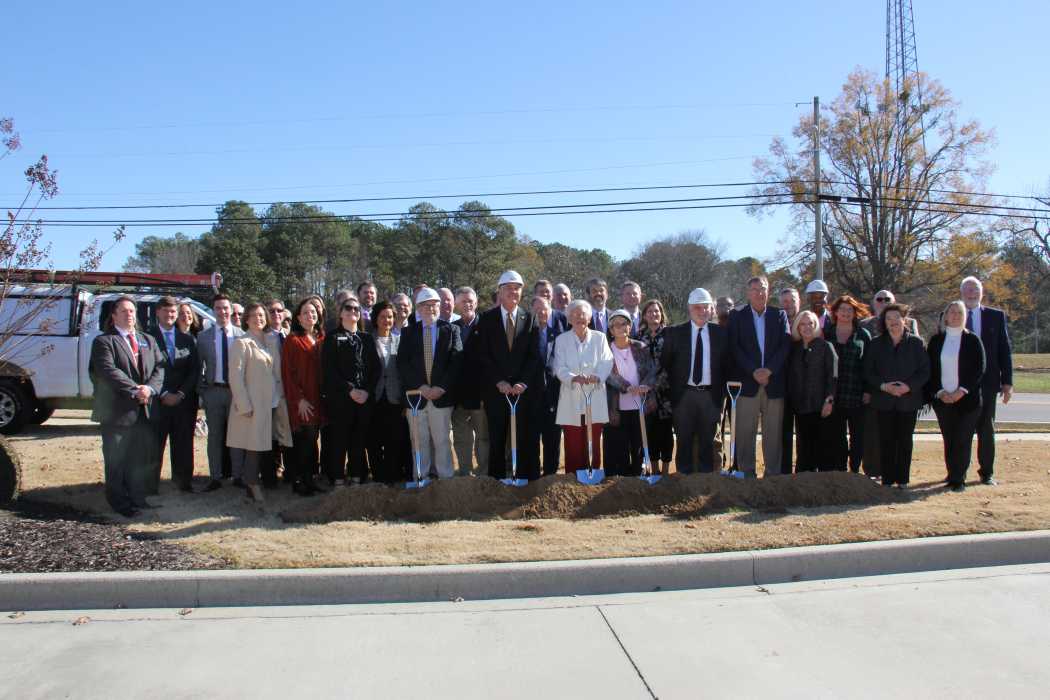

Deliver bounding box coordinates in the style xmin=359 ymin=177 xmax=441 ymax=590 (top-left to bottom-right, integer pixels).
xmin=88 ymin=269 xmax=1012 ymax=517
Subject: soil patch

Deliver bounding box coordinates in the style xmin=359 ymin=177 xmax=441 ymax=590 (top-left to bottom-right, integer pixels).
xmin=281 ymin=472 xmax=899 ymax=523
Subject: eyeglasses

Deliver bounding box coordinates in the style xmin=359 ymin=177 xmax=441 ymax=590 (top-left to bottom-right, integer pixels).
xmin=875 ymin=297 xmax=891 ymax=303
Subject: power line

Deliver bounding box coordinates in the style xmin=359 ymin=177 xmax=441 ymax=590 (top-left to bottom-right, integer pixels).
xmin=17 ymin=180 xmax=803 ymax=211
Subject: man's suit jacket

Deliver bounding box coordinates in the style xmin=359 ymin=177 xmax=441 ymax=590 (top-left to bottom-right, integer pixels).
xmin=397 ymin=319 xmax=463 ymax=409
xmin=531 ymin=313 xmax=570 ymax=409
xmin=453 ymin=316 xmax=482 ymax=410
xmin=90 ymin=330 xmax=164 ymax=426
xmin=587 ymin=307 xmax=610 ymax=334
xmin=150 ymin=326 xmax=199 ymax=403
xmin=477 ymin=305 xmax=538 ymax=401
xmin=659 ymin=321 xmax=729 ymax=407
xmin=974 ymin=306 xmax=1013 ymax=394
xmin=728 ymin=305 xmax=791 ymax=399
xmin=197 ymin=324 xmax=245 ymax=390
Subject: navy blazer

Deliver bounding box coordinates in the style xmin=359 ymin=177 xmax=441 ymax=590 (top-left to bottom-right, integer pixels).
xmin=397 ymin=319 xmax=463 ymax=409
xmin=728 ymin=305 xmax=791 ymax=398
xmin=149 ymin=326 xmax=199 ymax=401
xmin=530 ymin=314 xmax=569 ymax=409
xmin=973 ymin=306 xmax=1013 ymax=393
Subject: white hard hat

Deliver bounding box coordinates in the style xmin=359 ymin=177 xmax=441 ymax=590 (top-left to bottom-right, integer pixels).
xmin=687 ymin=287 xmax=713 ymax=305
xmin=498 ymin=270 xmax=524 ymax=287
xmin=805 ymin=279 xmax=829 ymax=294
xmin=415 ymin=287 xmax=440 ymax=304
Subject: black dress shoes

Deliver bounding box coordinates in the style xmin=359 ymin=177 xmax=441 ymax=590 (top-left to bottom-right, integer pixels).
xmin=204 ymin=479 xmax=223 ymax=492
xmin=980 ymin=477 xmax=998 ymax=486
xmin=116 ymin=507 xmax=139 ymax=518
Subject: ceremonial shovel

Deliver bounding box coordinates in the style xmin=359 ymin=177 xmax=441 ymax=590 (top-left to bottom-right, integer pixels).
xmin=634 ymin=393 xmax=661 ymax=484
xmin=576 ymin=370 xmax=605 ymax=485
xmin=501 ymin=391 xmax=528 ymax=487
xmin=405 ymin=390 xmax=430 ymax=489
xmin=720 ymin=381 xmax=745 ymax=479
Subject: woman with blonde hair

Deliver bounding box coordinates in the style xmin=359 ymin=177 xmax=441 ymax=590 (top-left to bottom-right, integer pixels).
xmin=787 ymin=310 xmax=838 ymax=472
xmin=925 ymin=300 xmax=986 ymax=491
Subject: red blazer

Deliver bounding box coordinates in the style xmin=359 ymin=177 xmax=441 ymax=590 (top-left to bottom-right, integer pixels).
xmin=282 ymin=331 xmax=326 ymax=430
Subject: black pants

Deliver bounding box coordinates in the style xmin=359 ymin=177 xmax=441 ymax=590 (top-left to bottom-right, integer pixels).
xmin=327 ymin=401 xmax=372 ymax=482
xmin=976 ymin=386 xmax=998 ymax=480
xmin=604 ymin=409 xmax=644 ymax=476
xmin=486 ymin=396 xmax=537 ymax=480
xmin=101 ymin=412 xmax=153 ymax=512
xmin=289 ymin=425 xmax=320 ymax=484
xmin=781 ymin=402 xmax=795 ymax=474
xmin=877 ymin=410 xmax=918 ymax=486
xmin=259 ymin=441 xmax=283 ymax=487
xmin=368 ymin=400 xmax=410 ymax=484
xmin=826 ymin=404 xmax=865 ymax=472
xmin=672 ymin=388 xmax=719 ymax=474
xmin=934 ymin=401 xmax=980 ymax=486
xmin=646 ymin=414 xmax=674 ymax=464
xmin=150 ymin=402 xmax=195 ymax=491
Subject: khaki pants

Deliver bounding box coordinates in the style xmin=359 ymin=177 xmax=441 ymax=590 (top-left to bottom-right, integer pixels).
xmin=735 ymin=387 xmax=784 ymax=477
xmin=416 ymin=404 xmax=454 ymax=478
xmin=451 ymin=407 xmax=489 ymax=476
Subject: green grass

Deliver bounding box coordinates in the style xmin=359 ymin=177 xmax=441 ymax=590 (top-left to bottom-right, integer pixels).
xmin=1014 ymin=354 xmax=1050 ymax=370
xmin=1013 ymin=372 xmax=1050 ymax=394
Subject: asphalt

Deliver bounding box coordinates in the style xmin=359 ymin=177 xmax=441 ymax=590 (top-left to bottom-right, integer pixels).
xmin=2 ymin=530 xmax=1048 ymax=612
xmin=992 ymin=392 xmax=1050 ymax=424
xmin=3 ymin=564 xmax=1048 ymax=699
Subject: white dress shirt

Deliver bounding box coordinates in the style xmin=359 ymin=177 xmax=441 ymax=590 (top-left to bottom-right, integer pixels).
xmin=687 ymin=321 xmax=712 ymax=386
xmin=214 ymin=324 xmax=230 ymax=384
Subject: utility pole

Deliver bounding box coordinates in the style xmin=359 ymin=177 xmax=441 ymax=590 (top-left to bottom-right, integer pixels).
xmin=813 ymin=96 xmax=822 ymax=280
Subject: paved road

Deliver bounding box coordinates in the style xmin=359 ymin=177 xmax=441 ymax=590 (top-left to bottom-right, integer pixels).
xmin=994 ymin=392 xmax=1050 ymax=424
xmin=3 ymin=564 xmax=1047 ymax=699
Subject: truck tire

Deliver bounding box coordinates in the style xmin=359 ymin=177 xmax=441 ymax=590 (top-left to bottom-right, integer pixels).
xmin=29 ymin=403 xmax=55 ymax=425
xmin=0 ymin=435 xmax=21 ymax=503
xmin=0 ymin=382 xmax=28 ymax=436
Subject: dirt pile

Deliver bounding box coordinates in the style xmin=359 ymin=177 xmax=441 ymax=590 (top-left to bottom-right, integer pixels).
xmin=280 ymin=472 xmax=899 ymax=524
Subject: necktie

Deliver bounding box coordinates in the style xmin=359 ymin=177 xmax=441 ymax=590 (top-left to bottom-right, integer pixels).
xmin=423 ymin=324 xmax=434 ymax=384
xmin=596 ymin=312 xmax=604 ymax=332
xmin=165 ymin=331 xmax=175 ymax=366
xmin=539 ymin=327 xmax=548 ymax=361
xmin=966 ymin=309 xmax=974 ymax=333
xmin=691 ymin=325 xmax=704 ymax=385
xmin=128 ymin=332 xmax=143 ymax=377
xmin=505 ymin=311 xmax=515 ymax=350
xmin=220 ymin=329 xmax=229 ymax=384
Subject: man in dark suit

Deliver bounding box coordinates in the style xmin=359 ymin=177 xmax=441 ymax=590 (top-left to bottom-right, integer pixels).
xmin=398 ymin=287 xmax=463 ymax=479
xmin=529 ymin=295 xmax=569 ymax=476
xmin=478 ymin=270 xmax=539 ymax=480
xmin=451 ymin=286 xmax=488 ymax=475
xmin=148 ymin=296 xmax=199 ymax=494
xmin=90 ymin=296 xmax=165 ymax=517
xmin=961 ymin=276 xmax=1013 ymax=485
xmin=728 ymin=275 xmax=791 ymax=477
xmin=659 ymin=288 xmax=729 ymax=473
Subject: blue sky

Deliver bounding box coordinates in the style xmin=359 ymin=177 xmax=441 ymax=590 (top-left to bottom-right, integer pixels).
xmin=4 ymin=0 xmax=1047 ymax=271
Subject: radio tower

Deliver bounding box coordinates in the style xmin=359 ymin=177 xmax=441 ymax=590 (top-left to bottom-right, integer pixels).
xmin=885 ymin=0 xmax=921 ymax=101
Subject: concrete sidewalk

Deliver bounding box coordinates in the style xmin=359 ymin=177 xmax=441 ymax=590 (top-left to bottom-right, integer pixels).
xmin=3 ymin=564 xmax=1048 ymax=699
xmin=2 ymin=530 xmax=1048 ymax=611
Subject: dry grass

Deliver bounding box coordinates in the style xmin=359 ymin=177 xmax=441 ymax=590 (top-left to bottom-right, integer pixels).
xmin=9 ymin=410 xmax=1050 ymax=569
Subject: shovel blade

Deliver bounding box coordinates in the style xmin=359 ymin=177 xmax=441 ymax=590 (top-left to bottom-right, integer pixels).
xmin=405 ymin=479 xmax=431 ymax=490
xmin=639 ymin=474 xmax=662 ymax=485
xmin=576 ymin=468 xmax=605 ymax=485
xmin=719 ymin=469 xmax=745 ymax=480
xmin=500 ymin=478 xmax=528 ymax=487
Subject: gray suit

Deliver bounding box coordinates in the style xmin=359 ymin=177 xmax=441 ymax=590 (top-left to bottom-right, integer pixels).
xmin=197 ymin=324 xmax=246 ymax=480
xmin=89 ymin=329 xmax=164 ymax=513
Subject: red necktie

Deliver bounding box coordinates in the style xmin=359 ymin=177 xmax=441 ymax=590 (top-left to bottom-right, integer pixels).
xmin=128 ymin=333 xmax=143 ymax=376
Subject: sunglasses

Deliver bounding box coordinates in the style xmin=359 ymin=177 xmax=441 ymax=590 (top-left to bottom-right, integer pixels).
xmin=343 ymin=305 xmax=361 ymax=312
xmin=875 ymin=297 xmax=892 ymax=303
xmin=269 ymin=307 xmax=284 ymax=314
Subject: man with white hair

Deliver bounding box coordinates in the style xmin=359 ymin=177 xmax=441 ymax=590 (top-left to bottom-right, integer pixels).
xmin=552 ymin=283 xmax=572 ymax=313
xmin=658 ymin=288 xmax=730 ymax=474
xmin=477 ymin=270 xmax=540 ymax=480
xmin=960 ymin=275 xmax=1013 ymax=485
xmin=437 ymin=287 xmax=460 ymax=323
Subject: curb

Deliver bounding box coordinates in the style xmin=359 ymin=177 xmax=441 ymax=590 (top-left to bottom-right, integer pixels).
xmin=2 ymin=530 xmax=1048 ymax=611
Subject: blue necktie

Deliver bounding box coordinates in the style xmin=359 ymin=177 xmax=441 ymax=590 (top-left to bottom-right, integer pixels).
xmin=165 ymin=331 xmax=175 ymax=366
xmin=966 ymin=309 xmax=975 ymax=333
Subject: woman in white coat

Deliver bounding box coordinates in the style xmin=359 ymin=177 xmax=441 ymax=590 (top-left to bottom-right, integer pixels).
xmin=228 ymin=302 xmax=293 ymax=503
xmin=553 ymin=299 xmax=614 ymax=473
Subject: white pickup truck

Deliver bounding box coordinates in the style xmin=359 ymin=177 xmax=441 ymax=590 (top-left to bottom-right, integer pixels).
xmin=0 ymin=273 xmax=216 ymax=435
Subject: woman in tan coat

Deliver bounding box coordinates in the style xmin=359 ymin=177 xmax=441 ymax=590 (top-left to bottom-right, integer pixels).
xmin=228 ymin=302 xmax=293 ymax=502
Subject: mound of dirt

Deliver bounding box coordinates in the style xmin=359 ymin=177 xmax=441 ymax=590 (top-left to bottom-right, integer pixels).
xmin=280 ymin=472 xmax=899 ymax=524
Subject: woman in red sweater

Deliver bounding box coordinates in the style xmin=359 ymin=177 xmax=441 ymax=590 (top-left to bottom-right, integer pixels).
xmin=282 ymin=298 xmax=327 ymax=495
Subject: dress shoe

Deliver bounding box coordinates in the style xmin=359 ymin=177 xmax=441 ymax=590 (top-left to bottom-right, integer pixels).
xmin=232 ymin=477 xmax=244 ymax=488
xmin=134 ymin=501 xmax=162 ymax=509
xmin=115 ymin=507 xmax=139 ymax=518
xmin=177 ymin=484 xmax=195 ymax=493
xmin=246 ymin=484 xmax=265 ymax=503
xmin=204 ymin=479 xmax=223 ymax=492
xmin=980 ymin=477 xmax=998 ymax=486
xmin=949 ymin=483 xmax=966 ymax=492
xmin=292 ymin=481 xmax=314 ymax=497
